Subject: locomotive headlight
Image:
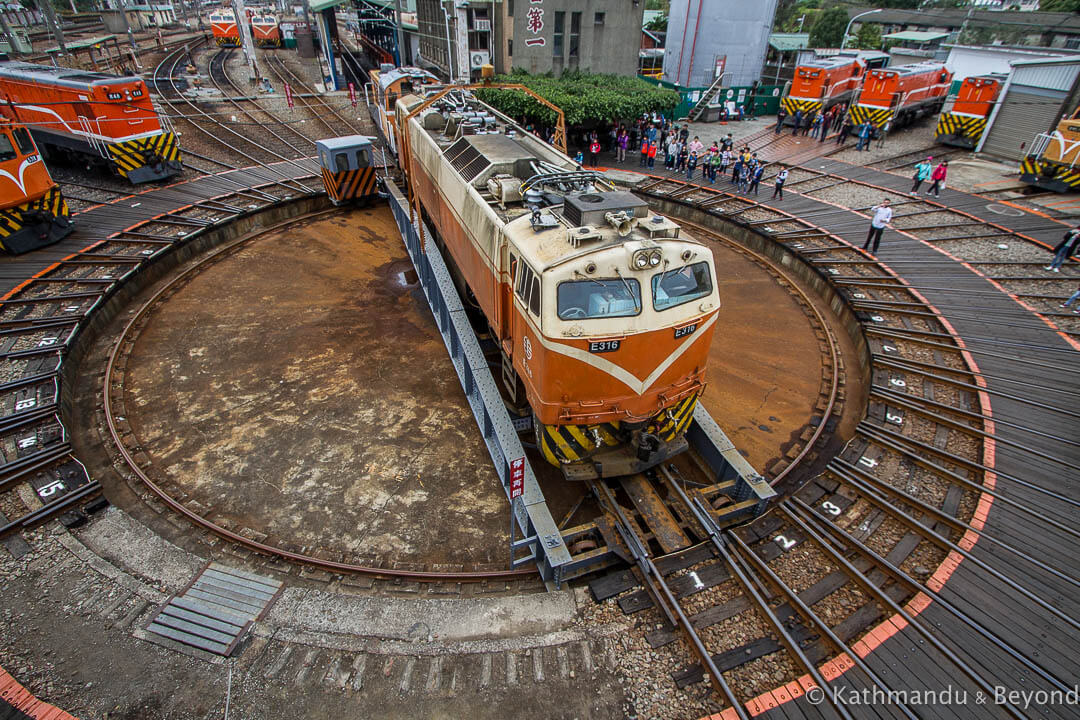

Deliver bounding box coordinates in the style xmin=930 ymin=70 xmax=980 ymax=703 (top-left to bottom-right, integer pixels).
xmin=633 ymin=250 xmax=649 ymax=269
xmin=648 ymin=250 xmax=661 ymax=267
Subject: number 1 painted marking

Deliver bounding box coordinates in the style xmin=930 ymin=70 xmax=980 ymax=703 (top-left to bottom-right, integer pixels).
xmin=689 ymin=571 xmax=704 ymax=590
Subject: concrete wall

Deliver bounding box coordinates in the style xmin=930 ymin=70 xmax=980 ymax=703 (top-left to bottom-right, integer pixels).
xmin=511 ymin=0 xmax=643 ymax=76
xmin=664 ymin=0 xmax=779 ymax=88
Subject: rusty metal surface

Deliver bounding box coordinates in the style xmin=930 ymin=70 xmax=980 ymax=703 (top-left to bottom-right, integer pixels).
xmin=699 ymin=242 xmax=826 ymax=473
xmin=120 ymin=206 xmax=509 ymax=569
xmin=618 ymin=474 xmax=691 ymax=554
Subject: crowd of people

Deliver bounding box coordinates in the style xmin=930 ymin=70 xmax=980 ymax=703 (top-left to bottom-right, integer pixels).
xmin=774 ymin=104 xmax=887 ymax=152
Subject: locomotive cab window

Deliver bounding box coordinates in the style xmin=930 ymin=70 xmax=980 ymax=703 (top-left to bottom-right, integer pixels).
xmin=334 ymin=153 xmax=349 ymax=172
xmin=355 ymin=149 xmax=370 ymax=167
xmin=557 ymin=279 xmax=641 ymax=320
xmin=515 ymin=261 xmax=542 ymax=317
xmin=11 ymin=127 xmax=33 ymax=155
xmin=653 ymin=262 xmax=712 ymax=311
xmin=0 ymin=133 xmax=14 ymax=162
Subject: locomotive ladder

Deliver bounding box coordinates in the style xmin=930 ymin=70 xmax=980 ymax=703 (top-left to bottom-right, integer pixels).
xmin=383 ymin=180 xmax=775 ymax=587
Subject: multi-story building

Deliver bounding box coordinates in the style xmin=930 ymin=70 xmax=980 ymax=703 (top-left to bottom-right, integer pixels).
xmin=416 ymin=0 xmax=497 ymax=81
xmin=416 ymin=0 xmax=643 ymax=80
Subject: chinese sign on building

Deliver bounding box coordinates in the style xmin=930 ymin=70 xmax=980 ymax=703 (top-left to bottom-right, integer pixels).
xmin=525 ymin=0 xmax=545 ymax=46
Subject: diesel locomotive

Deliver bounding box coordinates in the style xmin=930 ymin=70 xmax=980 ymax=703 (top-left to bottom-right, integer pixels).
xmin=395 ymin=87 xmax=721 ymax=479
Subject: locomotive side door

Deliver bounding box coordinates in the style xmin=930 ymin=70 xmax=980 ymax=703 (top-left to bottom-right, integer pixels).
xmin=496 ymin=234 xmax=516 ymax=352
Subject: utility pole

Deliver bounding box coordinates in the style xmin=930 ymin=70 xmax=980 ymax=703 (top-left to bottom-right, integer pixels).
xmin=35 ymin=0 xmax=67 ymax=57
xmin=393 ymin=0 xmax=405 ymax=66
xmin=231 ymin=0 xmax=259 ymax=84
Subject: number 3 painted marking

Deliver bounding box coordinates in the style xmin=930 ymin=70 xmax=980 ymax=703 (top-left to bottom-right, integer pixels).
xmin=821 ymin=501 xmax=842 ymax=516
xmin=775 ymin=535 xmax=796 ymax=550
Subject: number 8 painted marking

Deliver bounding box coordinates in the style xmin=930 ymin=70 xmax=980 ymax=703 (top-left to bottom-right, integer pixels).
xmin=821 ymin=501 xmax=842 ymax=516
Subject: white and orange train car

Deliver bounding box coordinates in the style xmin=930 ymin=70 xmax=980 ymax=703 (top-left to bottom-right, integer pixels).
xmin=210 ymin=10 xmax=240 ymax=46
xmin=250 ymin=13 xmax=280 ymax=47
xmin=0 ymin=117 xmax=72 ymax=253
xmin=781 ymin=55 xmax=866 ymax=120
xmin=367 ymin=66 xmax=439 ymax=159
xmin=397 ymin=91 xmax=721 ymax=478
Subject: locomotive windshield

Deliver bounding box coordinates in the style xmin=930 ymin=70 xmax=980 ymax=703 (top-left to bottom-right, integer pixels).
xmin=11 ymin=127 xmax=33 ymax=154
xmin=0 ymin=133 xmax=14 ymax=162
xmin=558 ymin=279 xmax=641 ymax=320
xmin=653 ymin=262 xmax=712 ymax=311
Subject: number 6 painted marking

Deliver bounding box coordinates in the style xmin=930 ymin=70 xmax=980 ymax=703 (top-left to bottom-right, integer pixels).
xmin=15 ymin=398 xmax=36 ymax=411
xmin=890 ymin=378 xmax=907 ymax=388
xmin=882 ymin=345 xmax=897 ymax=353
xmin=775 ymin=535 xmax=796 ymax=550
xmin=821 ymin=501 xmax=842 ymax=516
xmin=853 ymin=293 xmax=866 ymax=299
xmin=689 ymin=571 xmax=704 ymax=590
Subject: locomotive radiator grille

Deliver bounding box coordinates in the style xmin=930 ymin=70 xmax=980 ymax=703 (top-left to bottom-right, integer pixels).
xmin=847 ymin=104 xmax=893 ymax=128
xmin=107 ymin=132 xmax=181 ymax=179
xmin=321 ymin=166 xmax=378 ymax=203
xmin=780 ymin=97 xmax=822 ymax=116
xmin=935 ymin=112 xmax=987 ymax=143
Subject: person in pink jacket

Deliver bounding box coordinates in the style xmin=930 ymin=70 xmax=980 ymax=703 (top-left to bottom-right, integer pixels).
xmin=927 ymin=160 xmax=948 ymax=198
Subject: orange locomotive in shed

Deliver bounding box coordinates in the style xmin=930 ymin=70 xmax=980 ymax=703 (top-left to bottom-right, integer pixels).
xmin=250 ymin=13 xmax=281 ymax=47
xmin=398 ymin=89 xmax=720 ymax=479
xmin=0 ymin=118 xmax=72 ymax=253
xmin=849 ymin=61 xmax=952 ymax=129
xmin=781 ymin=55 xmax=865 ymax=120
xmin=935 ymin=74 xmax=1004 ymax=148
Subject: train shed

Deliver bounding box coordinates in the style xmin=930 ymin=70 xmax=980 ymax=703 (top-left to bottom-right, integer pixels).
xmin=977 ymin=54 xmax=1080 ymax=161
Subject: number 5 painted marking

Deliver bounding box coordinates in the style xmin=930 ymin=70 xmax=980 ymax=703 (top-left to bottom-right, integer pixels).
xmin=38 ymin=480 xmax=65 ymax=497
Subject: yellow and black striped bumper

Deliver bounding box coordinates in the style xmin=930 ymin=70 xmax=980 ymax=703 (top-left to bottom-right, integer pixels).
xmin=848 ymin=105 xmax=893 ymax=128
xmin=935 ymin=113 xmax=986 ymax=148
xmin=0 ymin=186 xmax=73 ymax=254
xmin=107 ymin=132 xmax=182 ymax=184
xmin=781 ymin=97 xmax=822 ymax=116
xmin=255 ymin=38 xmax=281 ymax=47
xmin=538 ymin=392 xmax=699 ymax=466
xmin=215 ymin=36 xmax=240 ymax=46
xmin=321 ymin=166 xmax=379 ymax=204
xmin=1020 ymin=157 xmax=1080 ymax=193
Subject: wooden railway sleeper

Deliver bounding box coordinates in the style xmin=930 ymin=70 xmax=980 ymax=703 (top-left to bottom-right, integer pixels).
xmin=783 ymin=500 xmax=1030 ymax=719
xmin=858 ymin=423 xmax=1080 ymax=529
xmin=727 ymin=532 xmax=921 ymax=719
xmin=718 ymin=536 xmax=858 ymax=720
xmin=833 ymin=460 xmax=1080 ymax=591
xmin=788 ymin=497 xmax=1077 ymax=702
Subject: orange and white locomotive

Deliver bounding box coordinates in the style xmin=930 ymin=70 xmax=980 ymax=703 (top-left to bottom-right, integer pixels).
xmin=250 ymin=13 xmax=280 ymax=47
xmin=0 ymin=118 xmax=72 ymax=254
xmin=398 ymin=90 xmax=720 ymax=478
xmin=781 ymin=55 xmax=866 ymax=119
xmin=849 ymin=61 xmax=952 ymax=130
xmin=0 ymin=61 xmax=181 ymax=184
xmin=210 ymin=10 xmax=240 ymax=46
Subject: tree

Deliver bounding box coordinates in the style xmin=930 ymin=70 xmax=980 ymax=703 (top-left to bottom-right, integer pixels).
xmin=808 ymin=6 xmax=849 ymax=49
xmin=854 ymin=22 xmax=881 ymax=50
xmin=644 ymin=13 xmax=667 ymax=32
xmin=1041 ymin=0 xmax=1080 ymax=11
xmin=474 ymin=70 xmax=681 ymax=128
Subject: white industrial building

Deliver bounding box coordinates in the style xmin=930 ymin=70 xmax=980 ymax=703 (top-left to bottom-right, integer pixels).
xmin=978 ymin=55 xmax=1080 ymax=161
xmin=663 ymin=0 xmax=779 ymax=88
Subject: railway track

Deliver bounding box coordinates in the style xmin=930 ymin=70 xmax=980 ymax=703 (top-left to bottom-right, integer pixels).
xmin=152 ymin=39 xmax=317 ymax=195
xmin=584 ymin=171 xmax=1079 ymax=719
xmin=262 ymin=54 xmax=360 ymax=138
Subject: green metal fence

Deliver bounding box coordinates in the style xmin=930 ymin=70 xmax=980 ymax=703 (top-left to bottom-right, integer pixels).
xmin=639 ymin=77 xmax=786 ymax=120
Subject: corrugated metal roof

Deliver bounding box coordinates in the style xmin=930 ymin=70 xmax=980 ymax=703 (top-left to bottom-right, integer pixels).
xmin=883 ymin=31 xmax=948 ymax=43
xmin=769 ymin=33 xmax=809 ymax=52
xmin=1011 ymin=60 xmax=1080 ymax=92
xmin=308 ymin=0 xmax=349 ymax=13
